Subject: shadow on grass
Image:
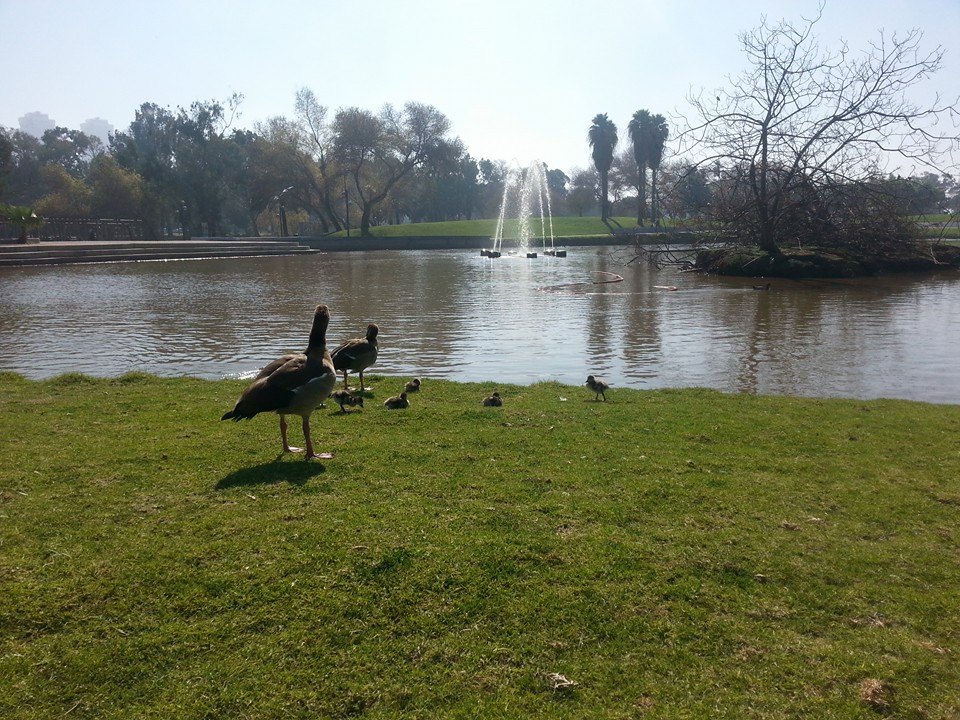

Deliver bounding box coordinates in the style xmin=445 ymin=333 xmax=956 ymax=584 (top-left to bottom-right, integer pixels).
xmin=216 ymin=457 xmax=326 ymax=490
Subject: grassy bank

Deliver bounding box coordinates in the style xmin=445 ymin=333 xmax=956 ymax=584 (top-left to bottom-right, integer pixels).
xmin=327 ymin=216 xmax=644 ymax=238
xmin=2 ymin=373 xmax=958 ymax=718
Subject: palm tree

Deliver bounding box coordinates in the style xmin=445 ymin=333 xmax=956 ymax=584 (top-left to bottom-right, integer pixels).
xmin=627 ymin=110 xmax=651 ymax=225
xmin=587 ymin=113 xmax=618 ymax=221
xmin=647 ymin=114 xmax=669 ymax=226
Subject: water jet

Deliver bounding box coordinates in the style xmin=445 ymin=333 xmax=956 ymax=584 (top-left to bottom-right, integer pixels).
xmin=487 ymin=161 xmax=562 ymax=259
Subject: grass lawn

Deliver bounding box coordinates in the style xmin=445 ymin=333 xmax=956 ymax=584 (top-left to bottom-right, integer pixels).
xmin=1 ymin=373 xmax=958 ymax=718
xmin=327 ymin=217 xmax=649 ymax=238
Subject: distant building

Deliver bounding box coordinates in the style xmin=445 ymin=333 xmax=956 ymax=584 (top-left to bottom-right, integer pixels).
xmin=80 ymin=117 xmax=115 ymax=144
xmin=18 ymin=111 xmax=56 ymax=137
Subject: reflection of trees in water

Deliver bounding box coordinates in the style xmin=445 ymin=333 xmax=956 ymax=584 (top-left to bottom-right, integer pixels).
xmin=701 ymin=277 xmax=912 ymax=396
xmin=581 ymin=250 xmax=662 ymax=379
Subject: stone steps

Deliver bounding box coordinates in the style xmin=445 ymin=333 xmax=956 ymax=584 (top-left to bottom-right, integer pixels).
xmin=0 ymin=240 xmax=317 ymax=267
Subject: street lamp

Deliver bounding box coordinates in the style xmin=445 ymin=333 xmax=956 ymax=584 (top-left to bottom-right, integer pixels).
xmin=178 ymin=201 xmax=188 ymax=240
xmin=342 ymin=177 xmax=350 ymax=238
xmin=272 ymin=185 xmax=294 ymax=237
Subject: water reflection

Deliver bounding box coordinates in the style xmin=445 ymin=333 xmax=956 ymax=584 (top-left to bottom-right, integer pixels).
xmin=1 ymin=248 xmax=958 ymax=404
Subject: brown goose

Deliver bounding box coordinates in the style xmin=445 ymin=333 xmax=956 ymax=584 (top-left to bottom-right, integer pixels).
xmin=330 ymin=389 xmax=364 ymax=413
xmin=404 ymin=377 xmax=421 ymax=393
xmin=221 ymin=304 xmax=337 ymax=460
xmin=585 ymin=375 xmax=610 ymax=401
xmin=383 ymin=392 xmax=409 ymax=409
xmin=331 ymin=323 xmax=379 ymax=390
xmin=481 ymin=391 xmax=502 ymax=406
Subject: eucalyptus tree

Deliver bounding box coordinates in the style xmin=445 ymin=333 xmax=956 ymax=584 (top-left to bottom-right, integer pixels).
xmin=400 ymin=141 xmax=480 ymax=222
xmin=567 ymin=167 xmax=600 ymax=217
xmin=88 ymin=155 xmax=145 ymax=219
xmin=39 ymin=127 xmax=101 ymax=178
xmin=679 ymin=6 xmax=959 ymax=254
xmin=292 ymin=87 xmax=345 ymax=232
xmin=111 ymin=103 xmax=178 ymax=236
xmin=587 ymin=113 xmax=618 ymax=221
xmin=333 ymin=102 xmax=452 ymax=236
xmin=0 ymin=128 xmax=12 ymax=200
xmin=0 ymin=129 xmax=43 ymax=205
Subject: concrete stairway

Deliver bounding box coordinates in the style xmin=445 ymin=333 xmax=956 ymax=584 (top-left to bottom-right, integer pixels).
xmin=0 ymin=239 xmax=318 ymax=267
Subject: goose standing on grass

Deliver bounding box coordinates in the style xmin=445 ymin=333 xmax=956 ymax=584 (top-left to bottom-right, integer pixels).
xmin=585 ymin=375 xmax=610 ymax=401
xmin=383 ymin=392 xmax=409 ymax=409
xmin=221 ymin=304 xmax=337 ymax=460
xmin=482 ymin=391 xmax=503 ymax=407
xmin=331 ymin=323 xmax=379 ymax=391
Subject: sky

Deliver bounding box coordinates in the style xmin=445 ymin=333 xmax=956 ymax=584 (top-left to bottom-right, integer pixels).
xmin=2 ymin=0 xmax=959 ymax=175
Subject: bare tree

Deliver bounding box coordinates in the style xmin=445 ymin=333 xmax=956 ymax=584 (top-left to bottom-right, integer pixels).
xmin=678 ymin=3 xmax=959 ymax=255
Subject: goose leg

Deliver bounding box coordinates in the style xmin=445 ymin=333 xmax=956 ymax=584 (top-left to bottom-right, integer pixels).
xmin=358 ymin=370 xmax=365 ymax=391
xmin=302 ymin=417 xmax=332 ymax=460
xmin=342 ymin=370 xmax=350 ymax=389
xmin=280 ymin=416 xmax=304 ymax=453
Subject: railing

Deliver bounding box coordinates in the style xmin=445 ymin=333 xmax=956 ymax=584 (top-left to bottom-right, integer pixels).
xmin=0 ymin=217 xmax=145 ymax=242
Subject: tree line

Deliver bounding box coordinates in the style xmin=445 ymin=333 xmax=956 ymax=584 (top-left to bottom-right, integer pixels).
xmin=0 ymin=90 xmax=574 ymax=239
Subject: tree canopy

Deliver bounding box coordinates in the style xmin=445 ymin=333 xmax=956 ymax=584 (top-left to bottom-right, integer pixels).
xmin=588 ymin=113 xmax=618 ymax=221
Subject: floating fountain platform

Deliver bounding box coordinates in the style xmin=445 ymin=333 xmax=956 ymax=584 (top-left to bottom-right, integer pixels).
xmin=543 ymin=249 xmax=567 ymax=257
xmin=527 ymin=252 xmax=537 ymax=258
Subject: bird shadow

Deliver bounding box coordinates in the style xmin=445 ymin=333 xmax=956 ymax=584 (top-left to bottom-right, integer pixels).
xmin=216 ymin=457 xmax=326 ymax=490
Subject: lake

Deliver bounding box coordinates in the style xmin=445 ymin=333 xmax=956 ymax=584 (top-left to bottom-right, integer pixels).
xmin=1 ymin=246 xmax=958 ymax=404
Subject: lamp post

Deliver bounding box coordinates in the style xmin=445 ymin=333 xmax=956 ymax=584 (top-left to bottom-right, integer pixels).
xmin=178 ymin=202 xmax=188 ymax=240
xmin=273 ymin=185 xmax=294 ymax=237
xmin=342 ymin=177 xmax=350 ymax=238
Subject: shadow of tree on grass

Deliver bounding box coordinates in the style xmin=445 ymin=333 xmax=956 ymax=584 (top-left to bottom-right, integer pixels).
xmin=216 ymin=458 xmax=326 ymax=490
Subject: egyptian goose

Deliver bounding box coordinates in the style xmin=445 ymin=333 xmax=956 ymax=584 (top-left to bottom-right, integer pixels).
xmin=331 ymin=323 xmax=379 ymax=390
xmin=481 ymin=391 xmax=503 ymax=406
xmin=383 ymin=392 xmax=409 ymax=409
xmin=585 ymin=375 xmax=610 ymax=401
xmin=404 ymin=377 xmax=421 ymax=393
xmin=221 ymin=304 xmax=337 ymax=460
xmin=330 ymin=389 xmax=364 ymax=413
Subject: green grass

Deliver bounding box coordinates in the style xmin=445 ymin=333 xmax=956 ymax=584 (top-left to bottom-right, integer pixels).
xmin=2 ymin=372 xmax=958 ymax=718
xmin=328 ymin=216 xmax=647 ymax=238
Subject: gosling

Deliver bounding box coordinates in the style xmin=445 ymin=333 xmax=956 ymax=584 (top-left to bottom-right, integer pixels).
xmin=383 ymin=392 xmax=409 ymax=409
xmin=585 ymin=375 xmax=610 ymax=401
xmin=330 ymin=389 xmax=364 ymax=413
xmin=481 ymin=391 xmax=503 ymax=407
xmin=404 ymin=377 xmax=421 ymax=393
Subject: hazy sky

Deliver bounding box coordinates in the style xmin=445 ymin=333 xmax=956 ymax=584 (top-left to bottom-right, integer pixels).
xmin=3 ymin=0 xmax=959 ymax=174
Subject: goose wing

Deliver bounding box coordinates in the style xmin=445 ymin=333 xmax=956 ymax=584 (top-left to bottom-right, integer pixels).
xmin=331 ymin=338 xmax=376 ymax=370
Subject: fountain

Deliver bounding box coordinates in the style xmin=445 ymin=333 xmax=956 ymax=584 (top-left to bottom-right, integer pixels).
xmin=483 ymin=162 xmax=565 ymax=259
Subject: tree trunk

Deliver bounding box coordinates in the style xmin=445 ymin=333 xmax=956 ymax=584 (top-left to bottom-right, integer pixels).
xmin=637 ymin=170 xmax=647 ymax=225
xmin=360 ymin=203 xmax=373 ymax=237
xmin=600 ymin=170 xmax=609 ymax=221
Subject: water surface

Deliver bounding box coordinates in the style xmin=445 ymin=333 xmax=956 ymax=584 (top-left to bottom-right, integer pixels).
xmin=1 ymin=247 xmax=957 ymax=403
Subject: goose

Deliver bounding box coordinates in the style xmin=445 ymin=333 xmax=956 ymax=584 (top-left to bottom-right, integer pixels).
xmin=585 ymin=375 xmax=610 ymax=401
xmin=404 ymin=377 xmax=422 ymax=393
xmin=383 ymin=392 xmax=409 ymax=409
xmin=753 ymin=282 xmax=772 ymax=290
xmin=221 ymin=304 xmax=337 ymax=460
xmin=481 ymin=391 xmax=503 ymax=407
xmin=330 ymin=389 xmax=364 ymax=413
xmin=331 ymin=323 xmax=379 ymax=391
